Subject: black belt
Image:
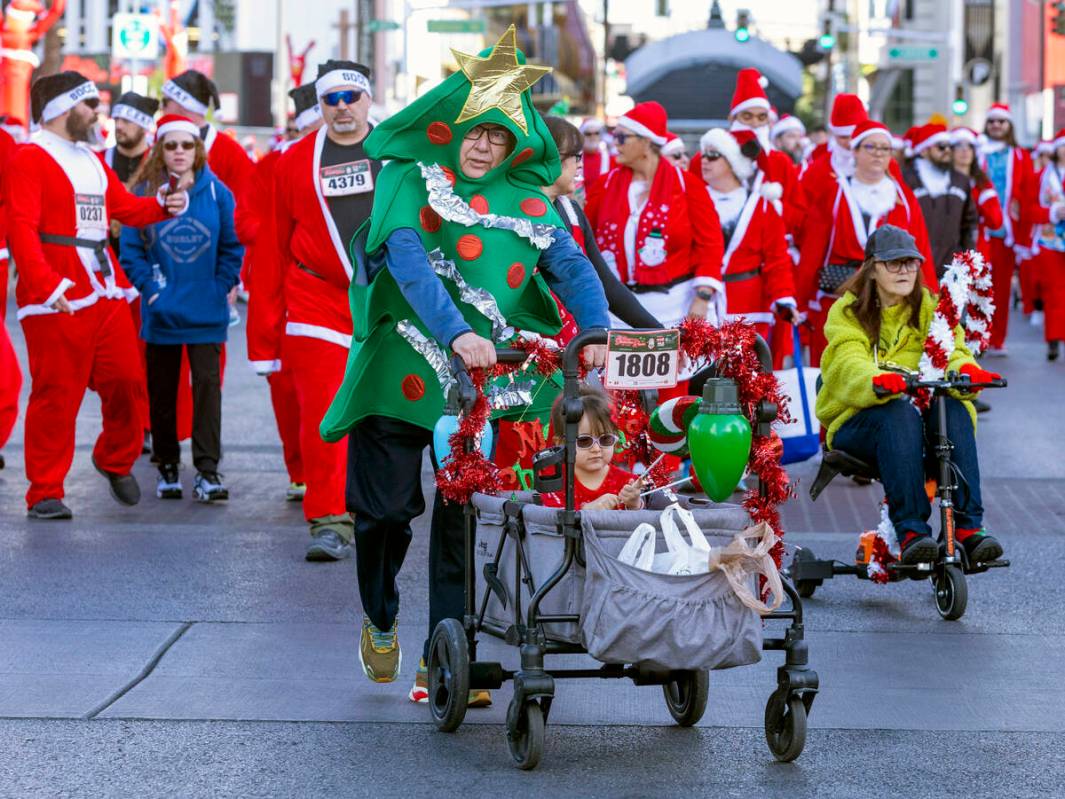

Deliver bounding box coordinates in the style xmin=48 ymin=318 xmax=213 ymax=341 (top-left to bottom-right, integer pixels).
xmin=629 ymin=275 xmax=691 ymax=294
xmin=296 ymin=261 xmax=327 ymax=281
xmin=40 ymin=233 xmax=111 ymax=277
xmin=723 ymin=267 xmax=761 ymax=283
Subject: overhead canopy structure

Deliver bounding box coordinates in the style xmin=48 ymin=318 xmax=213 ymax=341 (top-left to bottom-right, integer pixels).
xmin=624 ymin=28 xmax=805 ymax=134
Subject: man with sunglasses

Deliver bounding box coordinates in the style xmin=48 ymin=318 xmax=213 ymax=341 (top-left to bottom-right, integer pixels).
xmin=901 ymin=123 xmax=977 ymax=278
xmin=270 ymin=60 xmax=382 ymax=563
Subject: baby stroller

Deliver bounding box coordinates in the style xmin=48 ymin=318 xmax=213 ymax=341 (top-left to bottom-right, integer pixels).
xmin=427 ymin=329 xmax=818 ymax=769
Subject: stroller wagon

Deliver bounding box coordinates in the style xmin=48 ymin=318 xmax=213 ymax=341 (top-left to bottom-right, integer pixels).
xmin=427 ymin=329 xmax=818 ymax=769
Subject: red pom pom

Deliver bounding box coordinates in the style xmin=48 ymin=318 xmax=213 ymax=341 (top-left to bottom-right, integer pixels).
xmin=427 ymin=122 xmax=453 ymax=145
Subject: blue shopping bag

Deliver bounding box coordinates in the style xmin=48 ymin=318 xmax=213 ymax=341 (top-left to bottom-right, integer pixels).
xmin=774 ymin=325 xmax=820 ymax=465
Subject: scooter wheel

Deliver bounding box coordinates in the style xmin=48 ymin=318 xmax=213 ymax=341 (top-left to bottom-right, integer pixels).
xmin=765 ymin=690 xmax=807 ymax=762
xmin=663 ymin=669 xmax=709 ymax=726
xmin=933 ymin=565 xmax=968 ymax=621
xmin=791 ymin=547 xmax=819 ymax=598
xmin=506 ymin=699 xmax=545 ymax=770
xmin=427 ymin=618 xmax=470 ymax=732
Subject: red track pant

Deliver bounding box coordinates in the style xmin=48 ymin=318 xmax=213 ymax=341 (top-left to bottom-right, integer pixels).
xmin=281 ymin=334 xmax=348 ymax=521
xmin=1039 ymin=249 xmax=1065 ymax=342
xmin=20 ymin=299 xmax=144 ymax=507
xmin=267 ymin=365 xmax=304 ymax=484
xmin=987 ymin=237 xmax=1016 ymax=349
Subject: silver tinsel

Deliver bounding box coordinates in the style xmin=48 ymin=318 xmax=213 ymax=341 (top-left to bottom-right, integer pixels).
xmin=486 ymin=376 xmax=535 ymax=410
xmin=395 ymin=319 xmax=452 ymax=393
xmin=418 ymin=162 xmax=555 ymax=250
xmin=427 ymin=248 xmax=515 ymax=342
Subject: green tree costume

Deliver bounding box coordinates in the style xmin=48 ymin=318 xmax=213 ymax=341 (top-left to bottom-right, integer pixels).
xmin=320 ymin=27 xmax=570 ymax=442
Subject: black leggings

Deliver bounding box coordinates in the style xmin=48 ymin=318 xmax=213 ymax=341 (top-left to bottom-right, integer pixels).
xmin=145 ymin=343 xmax=222 ymax=472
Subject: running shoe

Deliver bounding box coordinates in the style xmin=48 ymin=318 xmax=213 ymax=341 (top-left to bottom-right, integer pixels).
xmin=899 ymin=532 xmax=938 ymax=565
xmin=410 ymin=657 xmax=492 ymax=706
xmin=27 ymin=498 xmax=73 ymax=520
xmin=359 ymin=615 xmax=401 ymax=683
xmin=156 ymin=463 xmax=182 ymax=499
xmin=286 ymin=481 xmax=306 ymax=501
xmin=959 ymin=529 xmax=1004 ymax=564
xmin=194 ymin=471 xmax=229 ymax=503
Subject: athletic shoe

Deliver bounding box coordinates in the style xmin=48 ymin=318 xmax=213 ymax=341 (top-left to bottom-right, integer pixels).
xmin=1048 ymin=341 xmax=1060 ymax=362
xmin=305 ymin=528 xmax=352 ymax=561
xmin=193 ymin=471 xmax=229 ymax=503
xmin=286 ymin=482 xmax=306 ymax=502
xmin=409 ymin=657 xmax=492 ymax=707
xmin=959 ymin=529 xmax=1004 ymax=563
xmin=984 ymin=347 xmax=1008 ymax=358
xmin=468 ymin=689 xmax=493 ymax=708
xmin=1030 ymin=310 xmax=1045 ymax=327
xmin=27 ymin=498 xmax=73 ymax=520
xmin=359 ymin=615 xmax=401 ymax=683
xmin=899 ymin=532 xmax=938 ymax=565
xmin=92 ymin=456 xmax=141 ymax=506
xmin=0 ymin=452 xmax=5 ymax=470
xmin=156 ymin=463 xmax=182 ymax=499
xmin=141 ymin=430 xmax=152 ymax=455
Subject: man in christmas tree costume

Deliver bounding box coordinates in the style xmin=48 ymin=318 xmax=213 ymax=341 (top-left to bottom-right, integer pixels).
xmin=320 ymin=26 xmax=609 ymax=698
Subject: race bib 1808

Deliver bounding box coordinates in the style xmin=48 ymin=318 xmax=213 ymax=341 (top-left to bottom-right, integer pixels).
xmin=605 ymin=329 xmax=680 ymax=390
xmin=320 ymin=160 xmax=374 ymax=197
xmin=75 ymin=193 xmax=106 ymax=230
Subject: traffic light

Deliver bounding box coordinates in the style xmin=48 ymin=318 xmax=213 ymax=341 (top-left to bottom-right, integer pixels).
xmin=818 ymin=19 xmax=836 ymax=51
xmin=952 ymin=85 xmax=968 ymax=116
xmin=1053 ymin=1 xmax=1065 ymax=36
xmin=735 ymin=10 xmax=751 ymax=43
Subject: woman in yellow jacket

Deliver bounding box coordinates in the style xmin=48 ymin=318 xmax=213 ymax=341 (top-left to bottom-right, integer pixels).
xmin=816 ymin=225 xmax=1004 ymax=566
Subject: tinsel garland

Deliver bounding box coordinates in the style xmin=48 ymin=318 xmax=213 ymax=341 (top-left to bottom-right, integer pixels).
xmin=959 ymin=250 xmax=995 ymax=356
xmin=865 ymin=503 xmax=900 ymax=585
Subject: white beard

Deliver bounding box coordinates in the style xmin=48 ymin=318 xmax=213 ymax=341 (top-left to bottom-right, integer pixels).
xmin=829 ymin=138 xmax=855 ymax=177
xmin=730 ymin=120 xmax=772 ymax=152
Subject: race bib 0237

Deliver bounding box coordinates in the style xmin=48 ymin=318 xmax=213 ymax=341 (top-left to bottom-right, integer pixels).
xmin=75 ymin=194 xmax=107 ymax=230
xmin=320 ymin=160 xmax=374 ymax=197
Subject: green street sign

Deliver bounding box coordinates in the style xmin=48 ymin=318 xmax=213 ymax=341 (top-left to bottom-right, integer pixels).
xmin=887 ymin=45 xmax=939 ymax=61
xmin=368 ymin=19 xmax=401 ymax=32
xmin=427 ymin=19 xmax=486 ymax=34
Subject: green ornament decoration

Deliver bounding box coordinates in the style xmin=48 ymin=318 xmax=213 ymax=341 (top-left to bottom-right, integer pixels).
xmin=320 ymin=25 xmax=568 ymax=443
xmin=687 ymin=377 xmax=753 ymax=503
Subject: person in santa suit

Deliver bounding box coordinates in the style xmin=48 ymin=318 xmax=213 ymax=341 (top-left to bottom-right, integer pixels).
xmin=0 ymin=120 xmax=18 ymax=471
xmin=1025 ymin=128 xmax=1065 ymax=361
xmin=979 ymin=102 xmax=1036 ymax=356
xmin=270 ymin=60 xmax=381 ymax=561
xmin=697 ymin=128 xmax=796 ymax=345
xmin=161 ymin=70 xmax=253 ymax=204
xmin=102 ymin=92 xmax=158 ymax=257
xmin=772 ymin=114 xmax=806 ymax=166
xmin=799 ymin=93 xmax=867 ymax=207
xmin=661 ymin=132 xmax=689 ymax=170
xmin=579 ymin=117 xmax=614 ymax=190
xmin=951 ymin=126 xmax=1004 ymax=265
xmin=244 ymin=82 xmax=324 ymax=504
xmin=797 ymin=120 xmax=937 ymax=365
xmin=585 ymin=100 xmax=725 ymax=375
xmin=4 ymin=71 xmax=188 ymax=519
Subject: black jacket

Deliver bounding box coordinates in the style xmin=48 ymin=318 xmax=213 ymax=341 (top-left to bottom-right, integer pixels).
xmin=901 ymin=160 xmax=978 ymax=277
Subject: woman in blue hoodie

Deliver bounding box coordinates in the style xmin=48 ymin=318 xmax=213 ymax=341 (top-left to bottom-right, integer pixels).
xmin=121 ymin=115 xmax=244 ymax=503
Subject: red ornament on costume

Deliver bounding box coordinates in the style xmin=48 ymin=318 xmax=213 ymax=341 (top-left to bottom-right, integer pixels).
xmin=427 ymin=121 xmax=453 ymax=145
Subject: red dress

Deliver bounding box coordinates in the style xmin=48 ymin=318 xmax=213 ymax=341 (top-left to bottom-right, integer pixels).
xmin=540 ymin=464 xmax=636 ymax=510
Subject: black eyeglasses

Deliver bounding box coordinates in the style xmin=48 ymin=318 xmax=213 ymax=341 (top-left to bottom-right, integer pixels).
xmin=575 ymin=434 xmax=618 ymax=450
xmin=878 ymin=258 xmax=921 ymax=274
xmin=464 ymin=125 xmax=510 ymax=146
xmin=163 ymin=140 xmax=195 ymax=151
xmin=860 ymin=143 xmax=893 ymax=156
xmin=322 ymin=89 xmax=363 ymax=107
xmin=614 ymin=132 xmax=641 ymax=145
xmin=702 ymin=150 xmax=722 ymax=161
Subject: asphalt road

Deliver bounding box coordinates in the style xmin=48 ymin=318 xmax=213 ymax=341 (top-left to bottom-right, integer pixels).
xmin=1 ymin=299 xmax=1063 ymax=798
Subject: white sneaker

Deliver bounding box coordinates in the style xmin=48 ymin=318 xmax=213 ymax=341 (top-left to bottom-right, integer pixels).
xmin=1030 ymin=311 xmax=1045 ymax=326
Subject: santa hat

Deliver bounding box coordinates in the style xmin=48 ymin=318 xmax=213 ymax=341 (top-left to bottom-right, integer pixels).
xmin=162 ymin=70 xmax=220 ymax=117
xmin=616 ymin=101 xmax=668 ymax=146
xmin=156 ymin=114 xmax=201 ymax=140
xmin=288 ymin=82 xmax=321 ymax=131
xmin=829 ymin=93 xmax=867 ymax=137
xmin=730 ymin=68 xmax=770 ymax=116
xmin=911 ymin=123 xmax=951 ymax=155
xmin=661 ymin=131 xmax=686 ymax=157
xmin=580 ymin=118 xmax=605 ymax=134
xmin=771 ymin=114 xmax=805 ymax=139
xmin=950 ymin=126 xmax=984 ymax=148
xmin=112 ymin=91 xmax=159 ymax=131
xmin=315 ymin=59 xmax=373 ymax=99
xmin=1037 ymin=139 xmax=1056 ymax=156
xmin=30 ymin=71 xmax=100 ymax=124
xmin=986 ymin=103 xmax=1012 ymax=123
xmin=849 ymin=119 xmax=892 ymax=150
xmin=1053 ymin=129 xmax=1065 ymax=152
xmin=769 ymin=105 xmax=780 ymax=124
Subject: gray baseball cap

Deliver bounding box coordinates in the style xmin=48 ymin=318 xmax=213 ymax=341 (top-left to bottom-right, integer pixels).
xmin=865 ymin=224 xmax=922 ymax=262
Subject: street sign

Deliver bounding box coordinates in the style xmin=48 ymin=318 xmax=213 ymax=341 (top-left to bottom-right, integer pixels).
xmin=964 ymin=57 xmax=993 ymax=87
xmin=427 ymin=19 xmax=486 ymax=34
xmin=111 ymin=13 xmax=160 ymax=61
xmin=368 ymin=19 xmax=400 ymax=32
xmin=887 ymin=45 xmax=939 ymax=62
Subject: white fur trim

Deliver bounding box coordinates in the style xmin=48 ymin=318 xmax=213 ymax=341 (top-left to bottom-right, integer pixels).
xmin=315 ymin=69 xmax=372 ymax=99
xmin=986 ymin=107 xmax=1012 ymax=122
xmin=700 ymin=128 xmax=753 ymax=181
xmin=295 ymin=104 xmax=322 ymax=132
xmin=760 ymin=181 xmax=783 ymax=202
xmin=829 ymin=123 xmax=856 ymax=137
xmin=162 ymin=80 xmax=208 ymax=116
xmin=661 ymin=137 xmax=685 ymax=157
xmin=250 ymin=359 xmax=281 ymax=375
xmin=112 ymin=104 xmax=154 ymax=131
xmin=951 ymin=128 xmax=977 ymax=146
xmin=731 ymin=97 xmax=770 ymax=116
xmin=157 ymin=119 xmax=200 ymax=139
xmin=849 ymin=126 xmax=892 ymax=150
xmin=771 ymin=116 xmax=804 ymax=139
xmin=616 ymin=115 xmax=666 ymax=146
xmin=41 ymin=82 xmax=99 ymax=123
xmin=580 ymin=118 xmax=604 ymax=133
xmin=913 ymin=130 xmax=951 ymax=155
xmin=285 ymin=321 xmax=352 ymax=349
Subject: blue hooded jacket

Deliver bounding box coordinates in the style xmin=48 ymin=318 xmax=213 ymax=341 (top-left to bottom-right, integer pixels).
xmin=121 ymin=165 xmax=244 ymax=345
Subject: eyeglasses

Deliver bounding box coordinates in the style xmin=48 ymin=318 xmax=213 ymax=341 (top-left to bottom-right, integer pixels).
xmin=666 ymin=152 xmax=686 ymax=162
xmin=163 ymin=140 xmax=195 ymax=151
xmin=322 ymin=89 xmax=363 ymax=107
xmin=986 ymin=119 xmax=1009 ymax=126
xmin=928 ymin=143 xmax=951 ymax=152
xmin=575 ymin=433 xmax=618 ymax=450
xmin=860 ymin=143 xmax=893 ymax=156
xmin=464 ymin=125 xmax=510 ymax=146
xmin=560 ymin=151 xmax=581 ymax=162
xmin=878 ymin=258 xmax=921 ymax=274
xmin=702 ymin=150 xmax=722 ymax=161
xmin=614 ymin=132 xmax=641 ymax=146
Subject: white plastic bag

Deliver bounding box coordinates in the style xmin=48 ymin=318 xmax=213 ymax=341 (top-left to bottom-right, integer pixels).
xmin=659 ymin=503 xmax=712 ymax=575
xmin=617 ymin=523 xmax=657 ymax=571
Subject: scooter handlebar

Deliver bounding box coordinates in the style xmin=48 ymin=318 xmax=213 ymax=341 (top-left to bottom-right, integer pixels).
xmin=871 ymin=372 xmax=1007 ymax=398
